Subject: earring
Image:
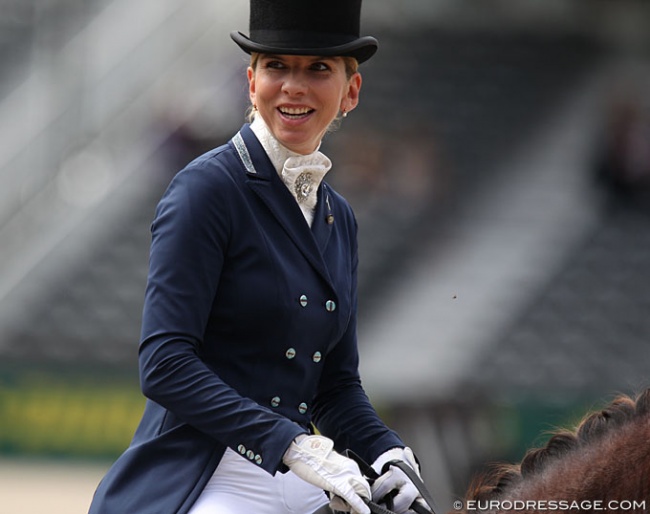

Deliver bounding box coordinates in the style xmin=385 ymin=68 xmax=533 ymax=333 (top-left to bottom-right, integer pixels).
xmin=342 ymin=109 xmax=348 ymax=118
xmin=253 ymin=104 xmax=258 ymax=111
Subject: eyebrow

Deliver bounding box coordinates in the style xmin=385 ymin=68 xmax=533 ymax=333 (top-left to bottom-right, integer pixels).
xmin=261 ymin=54 xmax=336 ymax=61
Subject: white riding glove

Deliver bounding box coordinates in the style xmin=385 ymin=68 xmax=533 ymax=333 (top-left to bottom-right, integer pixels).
xmin=283 ymin=435 xmax=371 ymax=514
xmin=371 ymin=447 xmax=425 ymax=513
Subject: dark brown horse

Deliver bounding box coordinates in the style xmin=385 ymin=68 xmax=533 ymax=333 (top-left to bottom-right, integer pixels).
xmin=456 ymin=389 xmax=650 ymax=514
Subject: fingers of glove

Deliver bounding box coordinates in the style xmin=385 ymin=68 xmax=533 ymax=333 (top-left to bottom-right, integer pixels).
xmin=329 ymin=495 xmax=350 ymax=513
xmin=315 ymin=451 xmax=371 ymax=500
xmin=288 ymin=458 xmax=361 ymax=498
xmin=287 ymin=455 xmax=370 ymax=514
xmin=349 ymin=473 xmax=372 ymax=501
xmin=283 ymin=436 xmax=370 ymax=513
xmin=329 ymin=491 xmax=370 ymax=514
xmin=317 ymin=450 xmax=371 ymax=503
xmin=390 ymin=481 xmax=421 ymax=513
xmin=330 ymin=494 xmax=370 ymax=514
xmin=328 ymin=476 xmax=371 ymax=514
xmin=411 ymin=498 xmax=433 ymax=513
xmin=371 ymin=468 xmax=401 ymax=501
xmin=371 ymin=468 xmax=420 ymax=513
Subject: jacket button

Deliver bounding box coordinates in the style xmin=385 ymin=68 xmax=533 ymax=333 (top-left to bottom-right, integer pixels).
xmin=255 ymin=454 xmax=263 ymax=465
xmin=237 ymin=444 xmax=246 ymax=455
xmin=246 ymin=450 xmax=255 ymax=460
xmin=325 ymin=300 xmax=336 ymax=312
xmin=312 ymin=351 xmax=322 ymax=363
xmin=271 ymin=396 xmax=281 ymax=408
xmin=326 ymin=214 xmax=335 ymax=225
xmin=299 ymin=295 xmax=308 ymax=307
xmin=298 ymin=402 xmax=308 ymax=414
xmin=285 ymin=348 xmax=296 ymax=359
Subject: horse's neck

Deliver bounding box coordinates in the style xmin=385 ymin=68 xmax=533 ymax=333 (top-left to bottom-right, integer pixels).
xmin=505 ymin=419 xmax=650 ymax=506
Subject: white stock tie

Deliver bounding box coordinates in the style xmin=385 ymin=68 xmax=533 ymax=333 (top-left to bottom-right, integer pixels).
xmin=250 ymin=115 xmax=332 ymax=226
xmin=282 ymin=153 xmax=332 ymax=218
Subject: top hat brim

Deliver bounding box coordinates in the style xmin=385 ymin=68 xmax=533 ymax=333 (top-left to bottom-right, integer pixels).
xmin=230 ymin=31 xmax=378 ymax=64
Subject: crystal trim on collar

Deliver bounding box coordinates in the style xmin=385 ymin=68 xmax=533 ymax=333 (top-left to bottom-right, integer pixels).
xmin=232 ymin=132 xmax=256 ymax=174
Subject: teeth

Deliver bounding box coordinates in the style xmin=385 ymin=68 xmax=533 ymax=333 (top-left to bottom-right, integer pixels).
xmin=280 ymin=107 xmax=312 ymax=115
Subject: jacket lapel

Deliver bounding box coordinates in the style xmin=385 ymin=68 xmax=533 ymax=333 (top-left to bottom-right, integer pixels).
xmin=232 ymin=125 xmax=334 ymax=287
xmin=311 ymin=185 xmax=334 ymax=254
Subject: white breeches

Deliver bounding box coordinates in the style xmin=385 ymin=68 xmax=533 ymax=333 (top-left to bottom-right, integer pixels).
xmin=188 ymin=448 xmax=329 ymax=514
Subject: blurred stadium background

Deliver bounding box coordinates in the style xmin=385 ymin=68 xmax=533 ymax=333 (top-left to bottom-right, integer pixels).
xmin=1 ymin=0 xmax=649 ymax=512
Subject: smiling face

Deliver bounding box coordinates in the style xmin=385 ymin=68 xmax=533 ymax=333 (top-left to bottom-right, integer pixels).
xmin=248 ymin=54 xmax=362 ymax=154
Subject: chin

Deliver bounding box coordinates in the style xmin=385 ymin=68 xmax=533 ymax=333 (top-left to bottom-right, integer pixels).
xmin=279 ymin=136 xmax=318 ymax=154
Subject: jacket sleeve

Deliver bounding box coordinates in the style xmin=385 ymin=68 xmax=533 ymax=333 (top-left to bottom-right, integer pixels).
xmin=311 ymin=213 xmax=404 ymax=464
xmin=138 ymin=159 xmax=305 ymax=475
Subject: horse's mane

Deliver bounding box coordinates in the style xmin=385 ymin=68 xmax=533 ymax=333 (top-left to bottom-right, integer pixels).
xmin=464 ymin=389 xmax=650 ymax=503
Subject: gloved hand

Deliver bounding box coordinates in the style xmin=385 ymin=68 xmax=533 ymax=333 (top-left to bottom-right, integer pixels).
xmin=371 ymin=447 xmax=426 ymax=513
xmin=283 ymin=435 xmax=371 ymax=514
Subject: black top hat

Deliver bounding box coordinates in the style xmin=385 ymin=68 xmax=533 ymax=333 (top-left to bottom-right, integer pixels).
xmin=231 ymin=0 xmax=378 ymax=64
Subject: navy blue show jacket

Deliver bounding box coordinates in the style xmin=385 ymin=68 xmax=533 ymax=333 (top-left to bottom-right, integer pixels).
xmin=88 ymin=124 xmax=403 ymax=514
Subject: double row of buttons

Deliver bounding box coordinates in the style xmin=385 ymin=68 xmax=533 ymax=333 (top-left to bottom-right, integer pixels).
xmin=285 ymin=347 xmax=322 ymax=362
xmin=269 ymin=294 xmax=335 ymax=416
xmin=275 ymin=345 xmax=321 ymax=413
xmin=299 ymin=294 xmax=336 ymax=312
xmin=270 ymin=397 xmax=309 ymax=414
xmin=237 ymin=444 xmax=263 ymax=465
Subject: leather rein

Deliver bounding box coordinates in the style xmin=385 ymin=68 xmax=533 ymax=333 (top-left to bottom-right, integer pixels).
xmin=347 ymin=451 xmax=440 ymax=514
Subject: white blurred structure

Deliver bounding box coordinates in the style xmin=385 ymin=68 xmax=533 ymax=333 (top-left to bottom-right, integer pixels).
xmin=0 ymin=0 xmax=247 ymax=311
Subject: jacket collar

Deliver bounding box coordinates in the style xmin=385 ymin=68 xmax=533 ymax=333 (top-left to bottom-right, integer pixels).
xmin=231 ymin=124 xmax=335 ymax=287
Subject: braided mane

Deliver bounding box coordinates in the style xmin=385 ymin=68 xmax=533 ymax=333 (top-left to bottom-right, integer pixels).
xmin=461 ymin=389 xmax=650 ymax=511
